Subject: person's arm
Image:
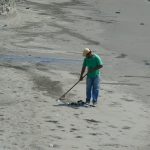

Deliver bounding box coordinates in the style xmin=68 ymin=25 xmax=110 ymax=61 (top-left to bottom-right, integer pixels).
xmin=80 ymin=65 xmax=86 ymax=81
xmin=88 ymin=64 xmax=103 ymax=74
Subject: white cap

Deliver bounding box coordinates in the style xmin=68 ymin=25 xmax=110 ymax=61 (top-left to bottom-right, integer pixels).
xmin=82 ymin=48 xmax=91 ymax=56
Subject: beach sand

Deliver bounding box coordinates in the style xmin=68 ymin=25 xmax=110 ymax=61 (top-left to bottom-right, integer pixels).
xmin=0 ymin=0 xmax=150 ymax=149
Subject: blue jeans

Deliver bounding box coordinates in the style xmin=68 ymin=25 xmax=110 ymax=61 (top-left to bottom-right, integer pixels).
xmin=86 ymin=75 xmax=100 ymax=104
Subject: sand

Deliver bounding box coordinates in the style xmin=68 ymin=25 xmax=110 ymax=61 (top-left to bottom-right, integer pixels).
xmin=0 ymin=0 xmax=150 ymax=150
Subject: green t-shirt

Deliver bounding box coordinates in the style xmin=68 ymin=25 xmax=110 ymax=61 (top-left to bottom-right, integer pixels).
xmin=83 ymin=54 xmax=103 ymax=78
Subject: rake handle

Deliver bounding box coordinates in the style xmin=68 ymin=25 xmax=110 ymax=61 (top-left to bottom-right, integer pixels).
xmin=58 ymin=72 xmax=88 ymax=100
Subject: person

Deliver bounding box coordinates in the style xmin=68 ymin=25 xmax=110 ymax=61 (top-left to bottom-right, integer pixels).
xmin=80 ymin=48 xmax=103 ymax=107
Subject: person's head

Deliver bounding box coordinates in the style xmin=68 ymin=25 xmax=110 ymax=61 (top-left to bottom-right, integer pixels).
xmin=82 ymin=48 xmax=92 ymax=58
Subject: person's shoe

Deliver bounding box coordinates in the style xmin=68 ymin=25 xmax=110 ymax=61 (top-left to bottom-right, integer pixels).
xmin=84 ymin=102 xmax=90 ymax=107
xmin=92 ymin=101 xmax=97 ymax=107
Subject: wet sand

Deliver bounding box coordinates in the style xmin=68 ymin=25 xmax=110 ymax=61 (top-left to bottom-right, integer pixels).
xmin=0 ymin=0 xmax=150 ymax=150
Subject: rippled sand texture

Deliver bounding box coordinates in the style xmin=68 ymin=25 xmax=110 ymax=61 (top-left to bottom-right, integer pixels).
xmin=0 ymin=0 xmax=150 ymax=150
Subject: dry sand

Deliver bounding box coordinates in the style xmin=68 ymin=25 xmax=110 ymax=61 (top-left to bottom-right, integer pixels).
xmin=0 ymin=0 xmax=150 ymax=150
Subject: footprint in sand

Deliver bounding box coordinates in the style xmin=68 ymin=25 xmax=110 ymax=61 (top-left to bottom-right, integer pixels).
xmin=70 ymin=128 xmax=78 ymax=132
xmin=0 ymin=130 xmax=4 ymax=136
xmin=143 ymin=60 xmax=150 ymax=66
xmin=45 ymin=120 xmax=59 ymax=124
xmin=121 ymin=98 xmax=135 ymax=102
xmin=89 ymin=133 xmax=98 ymax=136
xmin=107 ymin=90 xmax=114 ymax=93
xmin=122 ymin=126 xmax=131 ymax=130
xmin=116 ymin=53 xmax=127 ymax=58
xmin=84 ymin=119 xmax=101 ymax=124
xmin=57 ymin=125 xmax=64 ymax=129
xmin=109 ymin=102 xmax=122 ymax=107
xmin=75 ymin=135 xmax=82 ymax=138
xmin=108 ymin=125 xmax=118 ymax=129
xmin=74 ymin=113 xmax=80 ymax=118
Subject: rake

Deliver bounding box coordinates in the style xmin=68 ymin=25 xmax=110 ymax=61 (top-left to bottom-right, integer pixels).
xmin=56 ymin=72 xmax=88 ymax=102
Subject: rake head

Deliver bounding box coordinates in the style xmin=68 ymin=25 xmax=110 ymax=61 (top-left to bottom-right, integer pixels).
xmin=59 ymin=95 xmax=66 ymax=100
xmin=56 ymin=94 xmax=66 ymax=102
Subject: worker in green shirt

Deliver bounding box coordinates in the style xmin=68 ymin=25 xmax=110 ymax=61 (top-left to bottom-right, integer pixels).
xmin=80 ymin=48 xmax=103 ymax=107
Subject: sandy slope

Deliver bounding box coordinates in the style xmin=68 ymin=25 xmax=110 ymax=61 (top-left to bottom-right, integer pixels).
xmin=0 ymin=64 xmax=149 ymax=150
xmin=0 ymin=0 xmax=150 ymax=150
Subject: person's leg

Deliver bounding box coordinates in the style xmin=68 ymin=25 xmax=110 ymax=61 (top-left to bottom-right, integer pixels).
xmin=92 ymin=76 xmax=100 ymax=104
xmin=86 ymin=77 xmax=93 ymax=103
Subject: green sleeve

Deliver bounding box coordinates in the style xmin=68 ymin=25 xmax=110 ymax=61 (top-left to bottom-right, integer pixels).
xmin=83 ymin=58 xmax=87 ymax=67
